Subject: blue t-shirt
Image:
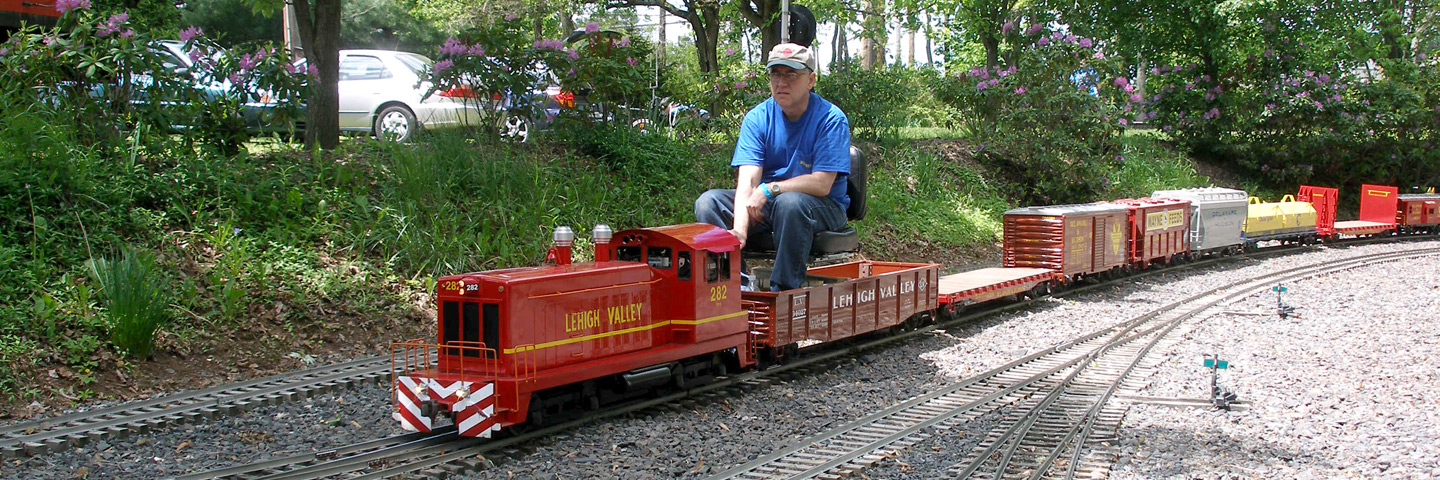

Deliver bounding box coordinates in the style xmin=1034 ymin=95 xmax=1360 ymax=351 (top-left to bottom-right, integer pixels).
xmin=731 ymin=92 xmax=851 ymax=212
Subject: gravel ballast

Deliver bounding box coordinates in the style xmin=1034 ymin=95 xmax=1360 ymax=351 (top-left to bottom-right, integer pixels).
xmin=4 ymin=239 xmax=1436 ymax=480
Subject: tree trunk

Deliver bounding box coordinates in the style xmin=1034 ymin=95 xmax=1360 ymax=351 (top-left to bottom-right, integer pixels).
xmin=861 ymin=0 xmax=886 ymax=69
xmin=924 ymin=13 xmax=933 ymax=66
xmin=657 ymin=9 xmax=666 ymax=66
xmin=982 ymin=34 xmax=1000 ymax=69
xmin=292 ymin=0 xmax=341 ymax=150
xmin=905 ymin=18 xmax=915 ymax=66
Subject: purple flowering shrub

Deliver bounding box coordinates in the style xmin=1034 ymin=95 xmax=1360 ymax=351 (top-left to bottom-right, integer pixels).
xmin=0 ymin=4 xmax=306 ymax=153
xmin=663 ymin=47 xmax=769 ymax=129
xmin=818 ymin=61 xmax=948 ymax=139
xmin=427 ymin=18 xmax=654 ymax=131
xmin=934 ymin=26 xmax=1126 ymax=204
xmin=1140 ymin=50 xmax=1440 ymax=187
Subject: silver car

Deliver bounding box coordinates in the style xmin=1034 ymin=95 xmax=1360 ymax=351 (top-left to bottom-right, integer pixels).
xmin=305 ymin=50 xmax=489 ymax=142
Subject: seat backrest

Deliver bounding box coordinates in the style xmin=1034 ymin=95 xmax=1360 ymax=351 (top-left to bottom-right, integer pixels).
xmin=847 ymin=145 xmax=867 ymax=221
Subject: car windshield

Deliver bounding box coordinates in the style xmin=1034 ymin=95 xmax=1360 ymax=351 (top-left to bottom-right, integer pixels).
xmin=393 ymin=53 xmax=432 ymax=76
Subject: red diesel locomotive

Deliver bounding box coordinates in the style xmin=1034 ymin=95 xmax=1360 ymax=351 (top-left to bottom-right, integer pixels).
xmin=390 ymin=183 xmax=1436 ymax=438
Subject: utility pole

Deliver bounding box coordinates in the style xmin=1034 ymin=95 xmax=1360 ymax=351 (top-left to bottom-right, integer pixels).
xmin=781 ymin=0 xmax=790 ymax=44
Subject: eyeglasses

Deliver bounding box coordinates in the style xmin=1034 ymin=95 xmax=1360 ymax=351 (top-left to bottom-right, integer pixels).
xmin=766 ymin=69 xmax=811 ymax=83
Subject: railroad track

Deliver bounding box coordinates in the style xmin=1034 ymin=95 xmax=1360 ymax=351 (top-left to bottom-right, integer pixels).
xmin=705 ymin=247 xmax=1440 ymax=480
xmin=12 ymin=238 xmax=1431 ymax=478
xmin=0 ymin=356 xmax=391 ymax=458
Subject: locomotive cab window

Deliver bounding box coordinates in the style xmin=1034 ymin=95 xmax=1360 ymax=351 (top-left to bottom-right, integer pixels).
xmin=677 ymin=251 xmax=692 ymax=281
xmin=647 ymin=247 xmax=672 ymax=269
xmin=617 ymin=246 xmax=642 ymax=263
xmin=705 ymin=251 xmax=731 ymax=283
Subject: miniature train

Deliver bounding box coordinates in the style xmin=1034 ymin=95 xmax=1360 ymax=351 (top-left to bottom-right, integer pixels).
xmin=390 ymin=184 xmax=1438 ymax=438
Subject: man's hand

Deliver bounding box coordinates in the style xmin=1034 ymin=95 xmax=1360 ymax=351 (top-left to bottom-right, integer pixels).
xmin=728 ymin=228 xmax=748 ymax=248
xmin=741 ymin=186 xmax=769 ymax=223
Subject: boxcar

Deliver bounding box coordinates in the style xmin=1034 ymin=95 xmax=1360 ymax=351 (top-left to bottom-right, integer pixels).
xmin=1151 ymin=187 xmax=1247 ymax=256
xmin=1113 ymin=198 xmax=1191 ymax=268
xmin=1003 ymin=203 xmax=1130 ymax=282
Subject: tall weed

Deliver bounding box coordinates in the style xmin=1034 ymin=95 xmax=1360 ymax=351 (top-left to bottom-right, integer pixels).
xmin=88 ymin=247 xmax=171 ymax=359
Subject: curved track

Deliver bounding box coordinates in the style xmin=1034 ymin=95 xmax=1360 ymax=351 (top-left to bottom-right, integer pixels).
xmin=704 ymin=247 xmax=1440 ymax=480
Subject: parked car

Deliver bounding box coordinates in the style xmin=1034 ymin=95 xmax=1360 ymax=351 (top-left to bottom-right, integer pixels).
xmin=297 ymin=50 xmax=489 ymax=142
xmin=152 ymin=40 xmax=298 ymax=136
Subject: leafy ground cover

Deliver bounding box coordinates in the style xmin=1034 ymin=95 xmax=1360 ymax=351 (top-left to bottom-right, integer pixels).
xmin=0 ymin=124 xmax=1212 ymax=419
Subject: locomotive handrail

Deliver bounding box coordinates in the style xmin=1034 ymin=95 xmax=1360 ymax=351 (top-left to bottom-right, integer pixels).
xmin=526 ymin=278 xmax=663 ymax=299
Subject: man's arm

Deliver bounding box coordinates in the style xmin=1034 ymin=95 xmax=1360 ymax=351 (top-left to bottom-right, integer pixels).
xmin=766 ymin=171 xmax=838 ymax=197
xmin=731 ymin=165 xmax=764 ymax=247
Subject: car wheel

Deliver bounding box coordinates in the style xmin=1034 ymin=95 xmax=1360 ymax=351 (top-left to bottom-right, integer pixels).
xmin=375 ymin=105 xmax=418 ymax=143
xmin=501 ymin=113 xmax=531 ymax=143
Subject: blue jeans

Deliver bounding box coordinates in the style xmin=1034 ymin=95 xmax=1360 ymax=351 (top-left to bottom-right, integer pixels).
xmin=695 ymin=189 xmax=848 ymax=291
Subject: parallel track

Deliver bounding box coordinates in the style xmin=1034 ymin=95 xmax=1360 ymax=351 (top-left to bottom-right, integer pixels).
xmin=705 ymin=247 xmax=1440 ymax=480
xmin=10 ymin=236 xmax=1431 ymax=478
xmin=0 ymin=356 xmax=391 ymax=458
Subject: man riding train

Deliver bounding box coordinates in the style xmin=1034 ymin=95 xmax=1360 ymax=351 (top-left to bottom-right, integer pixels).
xmin=694 ymin=40 xmax=854 ymax=292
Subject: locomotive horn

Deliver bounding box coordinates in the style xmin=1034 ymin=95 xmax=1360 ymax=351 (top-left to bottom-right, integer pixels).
xmin=593 ymin=224 xmax=614 ymax=262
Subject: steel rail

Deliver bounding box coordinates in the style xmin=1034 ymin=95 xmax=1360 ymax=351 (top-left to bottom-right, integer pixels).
xmin=708 ymin=247 xmax=1440 ymax=480
xmin=947 ymin=248 xmax=1440 ymax=480
xmin=1 ymin=356 xmax=392 ymax=458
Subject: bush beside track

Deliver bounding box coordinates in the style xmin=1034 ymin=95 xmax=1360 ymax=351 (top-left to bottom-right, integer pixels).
xmin=0 ymin=118 xmax=1205 ymax=420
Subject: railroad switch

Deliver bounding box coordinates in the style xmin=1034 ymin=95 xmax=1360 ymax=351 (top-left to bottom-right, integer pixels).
xmin=1272 ymin=284 xmax=1297 ymax=319
xmin=1204 ymin=354 xmax=1238 ymax=410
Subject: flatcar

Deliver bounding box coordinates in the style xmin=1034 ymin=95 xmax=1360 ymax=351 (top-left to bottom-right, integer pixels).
xmin=390 ymin=183 xmax=1436 ymax=438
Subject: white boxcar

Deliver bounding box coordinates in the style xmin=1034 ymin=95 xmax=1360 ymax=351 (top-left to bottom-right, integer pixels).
xmin=1151 ymin=188 xmax=1248 ymax=255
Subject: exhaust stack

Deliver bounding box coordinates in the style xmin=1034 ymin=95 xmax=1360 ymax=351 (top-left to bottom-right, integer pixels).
xmin=592 ymin=224 xmax=613 ymax=262
xmin=549 ymin=226 xmax=575 ymax=265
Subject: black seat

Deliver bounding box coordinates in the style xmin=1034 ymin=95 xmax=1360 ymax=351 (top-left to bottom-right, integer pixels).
xmin=745 ymin=146 xmax=867 ymax=255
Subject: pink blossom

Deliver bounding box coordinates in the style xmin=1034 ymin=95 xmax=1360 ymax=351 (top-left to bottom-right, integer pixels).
xmin=617 ymin=38 xmax=630 ymax=47
xmin=1079 ymin=37 xmax=1093 ymax=48
xmin=1093 ymin=51 xmax=1105 ymax=59
xmin=626 ymin=57 xmax=637 ymax=66
xmin=585 ymin=22 xmax=600 ymax=33
xmin=976 ymin=82 xmax=989 ymax=91
xmin=1129 ymin=93 xmax=1142 ymax=103
xmin=724 ymin=47 xmax=736 ymax=55
xmin=1014 ymin=86 xmax=1026 ymax=95
xmin=1025 ymin=23 xmax=1043 ymax=36
xmin=1118 ymin=118 xmax=1129 ymax=126
xmin=1330 ymin=94 xmax=1342 ymax=102
xmin=1001 ymin=21 xmax=1014 ymax=34
xmin=180 ymin=26 xmax=203 ymax=42
xmin=1113 ymin=77 xmax=1128 ymax=87
xmin=187 ymin=48 xmax=204 ymax=64
xmin=735 ymin=81 xmax=747 ymax=89
xmin=54 ymin=0 xmax=90 ymax=13
xmin=468 ymin=44 xmax=485 ymax=56
xmin=1312 ymin=100 xmax=1323 ymax=109
xmin=239 ymin=53 xmax=258 ymax=71
xmin=1037 ymin=37 xmax=1049 ymax=46
xmin=441 ymin=38 xmax=468 ymax=56
xmin=568 ymin=68 xmax=576 ymax=76
xmin=283 ymin=62 xmax=298 ymax=74
xmin=1266 ymin=103 xmax=1277 ymax=110
xmin=1203 ymin=107 xmax=1219 ymax=119
xmin=505 ymin=14 xmax=517 ymax=21
xmin=1204 ymin=92 xmax=1215 ymax=101
xmin=1185 ymin=83 xmax=1195 ymax=90
xmin=567 ymin=48 xmax=579 ymax=60
xmin=307 ymin=64 xmax=319 ymax=78
xmin=1123 ymin=84 xmax=1134 ymax=93
xmin=432 ymin=59 xmax=453 ymax=74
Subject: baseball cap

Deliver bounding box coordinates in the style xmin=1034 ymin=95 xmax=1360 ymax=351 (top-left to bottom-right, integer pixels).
xmin=766 ymin=43 xmax=817 ymax=72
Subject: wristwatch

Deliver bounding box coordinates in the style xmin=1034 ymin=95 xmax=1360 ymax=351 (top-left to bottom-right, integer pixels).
xmin=771 ymin=183 xmax=782 ymax=195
